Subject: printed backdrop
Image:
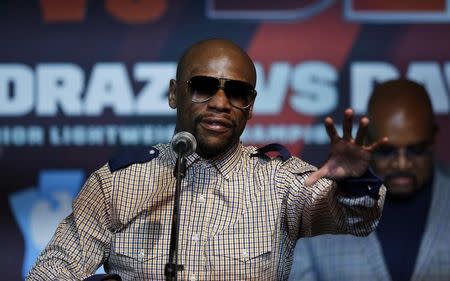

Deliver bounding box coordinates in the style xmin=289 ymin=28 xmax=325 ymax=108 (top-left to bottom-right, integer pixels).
xmin=1 ymin=0 xmax=450 ymax=279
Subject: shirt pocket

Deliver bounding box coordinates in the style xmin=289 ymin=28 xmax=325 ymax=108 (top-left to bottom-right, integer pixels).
xmin=209 ymin=229 xmax=273 ymax=280
xmin=108 ymin=220 xmax=168 ymax=278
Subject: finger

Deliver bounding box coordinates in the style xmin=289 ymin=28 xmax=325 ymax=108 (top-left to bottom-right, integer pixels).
xmin=355 ymin=117 xmax=369 ymax=146
xmin=304 ymin=167 xmax=328 ymax=187
xmin=365 ymin=136 xmax=389 ymax=151
xmin=342 ymin=108 xmax=354 ymax=141
xmin=324 ymin=117 xmax=339 ymax=143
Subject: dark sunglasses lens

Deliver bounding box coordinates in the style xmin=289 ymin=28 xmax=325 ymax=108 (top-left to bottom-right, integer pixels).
xmin=188 ymin=76 xmax=255 ymax=108
xmin=407 ymin=143 xmax=430 ymax=156
xmin=374 ymin=142 xmax=431 ymax=159
xmin=225 ymin=80 xmax=255 ymax=107
xmin=190 ymin=76 xmax=218 ymax=91
xmin=189 ymin=76 xmax=219 ymax=102
xmin=374 ymin=145 xmax=397 ymax=158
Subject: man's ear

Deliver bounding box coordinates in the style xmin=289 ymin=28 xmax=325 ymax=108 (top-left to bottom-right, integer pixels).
xmin=169 ymin=79 xmax=177 ymax=109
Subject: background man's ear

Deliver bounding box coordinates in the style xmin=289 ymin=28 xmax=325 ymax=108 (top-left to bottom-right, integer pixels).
xmin=169 ymin=79 xmax=177 ymax=109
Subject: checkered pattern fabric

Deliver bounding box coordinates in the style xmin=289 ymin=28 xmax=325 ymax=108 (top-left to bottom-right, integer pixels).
xmin=27 ymin=143 xmax=385 ymax=281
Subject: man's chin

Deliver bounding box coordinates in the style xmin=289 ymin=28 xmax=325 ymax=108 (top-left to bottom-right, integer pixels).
xmin=196 ymin=138 xmax=235 ymax=158
xmin=193 ymin=125 xmax=241 ymax=158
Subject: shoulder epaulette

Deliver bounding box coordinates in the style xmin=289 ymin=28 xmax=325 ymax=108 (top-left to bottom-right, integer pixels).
xmin=108 ymin=146 xmax=159 ymax=172
xmin=250 ymin=143 xmax=291 ymax=162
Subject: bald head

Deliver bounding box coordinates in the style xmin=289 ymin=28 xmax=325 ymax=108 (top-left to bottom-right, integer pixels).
xmin=368 ymin=79 xmax=436 ymax=143
xmin=175 ymin=38 xmax=256 ymax=85
xmin=368 ymin=79 xmax=437 ymax=199
xmin=169 ymin=38 xmax=257 ymax=159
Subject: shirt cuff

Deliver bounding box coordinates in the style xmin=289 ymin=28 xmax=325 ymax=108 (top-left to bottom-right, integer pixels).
xmin=337 ymin=168 xmax=382 ymax=199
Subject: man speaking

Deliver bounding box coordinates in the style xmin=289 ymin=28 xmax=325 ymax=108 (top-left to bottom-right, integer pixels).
xmin=27 ymin=39 xmax=386 ymax=280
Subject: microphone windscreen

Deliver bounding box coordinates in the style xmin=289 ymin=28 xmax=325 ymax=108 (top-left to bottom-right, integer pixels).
xmin=171 ymin=131 xmax=197 ymax=156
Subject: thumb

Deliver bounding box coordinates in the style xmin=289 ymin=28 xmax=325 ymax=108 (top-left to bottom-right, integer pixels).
xmin=304 ymin=167 xmax=328 ymax=187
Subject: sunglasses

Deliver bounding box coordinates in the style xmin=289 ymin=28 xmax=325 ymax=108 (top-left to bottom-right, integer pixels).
xmin=185 ymin=76 xmax=257 ymax=109
xmin=373 ymin=141 xmax=432 ymax=161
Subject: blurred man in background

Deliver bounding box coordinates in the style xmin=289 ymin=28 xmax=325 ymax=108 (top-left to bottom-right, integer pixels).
xmin=289 ymin=79 xmax=450 ymax=281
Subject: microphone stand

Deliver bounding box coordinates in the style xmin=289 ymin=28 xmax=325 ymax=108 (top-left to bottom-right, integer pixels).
xmin=165 ymin=152 xmax=187 ymax=281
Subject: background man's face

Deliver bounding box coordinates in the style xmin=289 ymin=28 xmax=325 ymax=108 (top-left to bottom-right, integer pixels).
xmin=371 ymin=110 xmax=434 ymax=199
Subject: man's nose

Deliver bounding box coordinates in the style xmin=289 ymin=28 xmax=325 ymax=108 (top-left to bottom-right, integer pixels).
xmin=392 ymin=148 xmax=412 ymax=169
xmin=207 ymin=88 xmax=231 ymax=110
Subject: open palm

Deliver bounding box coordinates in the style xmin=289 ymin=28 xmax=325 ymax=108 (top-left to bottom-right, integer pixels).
xmin=305 ymin=108 xmax=387 ymax=186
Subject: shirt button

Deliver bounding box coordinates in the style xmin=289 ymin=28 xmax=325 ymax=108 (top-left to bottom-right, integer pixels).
xmin=138 ymin=249 xmax=145 ymax=260
xmin=192 ymin=232 xmax=200 ymax=243
xmin=198 ymin=194 xmax=206 ymax=203
xmin=242 ymin=249 xmax=249 ymax=261
xmin=190 ymin=273 xmax=197 ymax=281
xmin=149 ymin=149 xmax=156 ymax=155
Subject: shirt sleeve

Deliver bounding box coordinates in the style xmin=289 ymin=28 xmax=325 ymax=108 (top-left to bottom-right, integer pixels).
xmin=337 ymin=168 xmax=382 ymax=199
xmin=279 ymin=157 xmax=386 ymax=240
xmin=26 ymin=165 xmax=114 ymax=281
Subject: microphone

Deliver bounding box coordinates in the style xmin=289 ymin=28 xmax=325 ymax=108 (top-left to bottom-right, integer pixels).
xmin=168 ymin=132 xmax=197 ymax=280
xmin=171 ymin=131 xmax=197 ymax=156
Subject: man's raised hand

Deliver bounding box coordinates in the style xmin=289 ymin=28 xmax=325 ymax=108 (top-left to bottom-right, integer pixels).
xmin=304 ymin=108 xmax=388 ymax=187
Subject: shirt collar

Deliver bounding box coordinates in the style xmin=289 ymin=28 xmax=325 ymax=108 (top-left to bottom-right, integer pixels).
xmin=208 ymin=142 xmax=243 ymax=180
xmin=167 ymin=142 xmax=243 ymax=180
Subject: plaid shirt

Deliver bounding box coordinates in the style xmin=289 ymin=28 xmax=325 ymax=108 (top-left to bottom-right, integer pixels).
xmin=27 ymin=143 xmax=385 ymax=281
